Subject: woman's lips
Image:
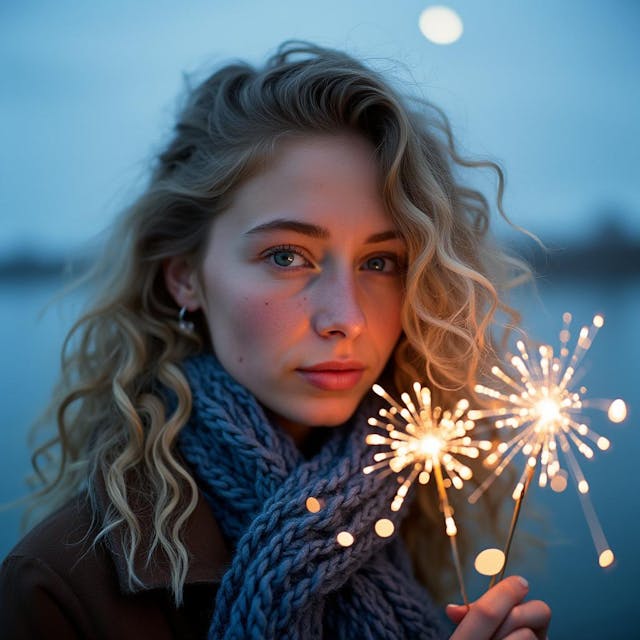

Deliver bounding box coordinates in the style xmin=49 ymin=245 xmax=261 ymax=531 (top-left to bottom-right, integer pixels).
xmin=297 ymin=362 xmax=365 ymax=391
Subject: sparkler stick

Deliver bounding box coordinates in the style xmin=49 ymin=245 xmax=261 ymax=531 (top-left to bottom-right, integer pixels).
xmin=364 ymin=382 xmax=492 ymax=605
xmin=488 ymin=462 xmax=534 ymax=587
xmin=468 ymin=313 xmax=627 ymax=580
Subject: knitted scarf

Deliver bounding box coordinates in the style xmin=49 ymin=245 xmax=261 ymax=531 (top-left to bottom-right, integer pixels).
xmin=178 ymin=354 xmax=447 ymax=640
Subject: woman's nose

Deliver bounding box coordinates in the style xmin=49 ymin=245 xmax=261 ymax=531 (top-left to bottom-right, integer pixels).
xmin=311 ymin=269 xmax=366 ymax=340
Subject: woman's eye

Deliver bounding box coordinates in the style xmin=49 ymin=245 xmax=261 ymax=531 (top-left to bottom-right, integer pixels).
xmin=362 ymin=255 xmax=401 ymax=272
xmin=272 ymin=251 xmax=296 ymax=267
xmin=364 ymin=256 xmax=387 ymax=271
xmin=266 ymin=248 xmax=310 ymax=268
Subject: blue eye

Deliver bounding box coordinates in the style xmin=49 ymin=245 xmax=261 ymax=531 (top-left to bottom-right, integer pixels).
xmin=364 ymin=256 xmax=388 ymax=271
xmin=265 ymin=246 xmax=311 ymax=268
xmin=272 ymin=250 xmax=296 ymax=267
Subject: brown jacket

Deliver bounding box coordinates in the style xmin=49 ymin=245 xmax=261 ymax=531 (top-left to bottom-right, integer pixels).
xmin=0 ymin=490 xmax=231 ymax=639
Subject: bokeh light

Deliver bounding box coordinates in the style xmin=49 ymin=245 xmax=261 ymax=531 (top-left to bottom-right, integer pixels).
xmin=418 ymin=5 xmax=463 ymax=45
xmin=474 ymin=548 xmax=506 ymax=576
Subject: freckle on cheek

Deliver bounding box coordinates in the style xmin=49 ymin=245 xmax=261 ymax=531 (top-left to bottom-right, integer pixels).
xmin=233 ymin=296 xmax=294 ymax=340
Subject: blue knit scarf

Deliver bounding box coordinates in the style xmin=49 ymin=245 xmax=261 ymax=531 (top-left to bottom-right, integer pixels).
xmin=178 ymin=354 xmax=447 ymax=640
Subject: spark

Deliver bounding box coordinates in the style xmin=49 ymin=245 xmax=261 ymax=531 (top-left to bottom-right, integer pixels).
xmin=468 ymin=313 xmax=627 ymax=570
xmin=305 ymin=497 xmax=322 ymax=513
xmin=364 ymin=381 xmax=491 ymax=603
xmin=336 ymin=531 xmax=354 ymax=547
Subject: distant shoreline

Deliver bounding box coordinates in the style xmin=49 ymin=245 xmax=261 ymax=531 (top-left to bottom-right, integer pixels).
xmin=507 ymin=238 xmax=640 ymax=281
xmin=0 ymin=255 xmax=90 ymax=282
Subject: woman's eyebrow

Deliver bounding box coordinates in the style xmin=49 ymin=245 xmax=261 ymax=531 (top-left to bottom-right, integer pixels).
xmin=244 ymin=218 xmax=400 ymax=244
xmin=244 ymin=219 xmax=329 ymax=239
xmin=366 ymin=230 xmax=401 ymax=244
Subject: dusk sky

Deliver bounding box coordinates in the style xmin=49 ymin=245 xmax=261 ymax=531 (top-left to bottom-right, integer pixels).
xmin=2 ymin=1 xmax=639 ymax=254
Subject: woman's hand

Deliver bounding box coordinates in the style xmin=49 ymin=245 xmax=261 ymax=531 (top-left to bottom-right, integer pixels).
xmin=446 ymin=576 xmax=551 ymax=639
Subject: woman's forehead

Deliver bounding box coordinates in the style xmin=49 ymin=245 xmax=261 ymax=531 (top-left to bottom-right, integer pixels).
xmin=211 ymin=134 xmax=396 ymax=240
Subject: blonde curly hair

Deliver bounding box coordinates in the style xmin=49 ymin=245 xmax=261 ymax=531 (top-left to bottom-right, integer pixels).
xmin=28 ymin=41 xmax=528 ymax=604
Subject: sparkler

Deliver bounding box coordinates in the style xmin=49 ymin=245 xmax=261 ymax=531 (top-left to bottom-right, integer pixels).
xmin=467 ymin=313 xmax=627 ymax=582
xmin=363 ymin=382 xmax=492 ymax=604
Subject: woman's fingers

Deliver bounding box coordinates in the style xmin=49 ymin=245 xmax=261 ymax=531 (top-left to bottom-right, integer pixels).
xmin=446 ymin=577 xmax=551 ymax=640
xmin=500 ymin=629 xmax=540 ymax=640
xmin=448 ymin=576 xmax=531 ymax=639
xmin=445 ymin=603 xmax=469 ymax=625
xmin=493 ymin=599 xmax=552 ymax=640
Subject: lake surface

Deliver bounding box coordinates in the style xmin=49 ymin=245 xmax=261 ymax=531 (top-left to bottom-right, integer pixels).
xmin=1 ymin=275 xmax=638 ymax=639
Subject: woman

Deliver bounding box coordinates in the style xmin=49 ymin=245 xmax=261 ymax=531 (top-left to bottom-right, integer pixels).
xmin=0 ymin=42 xmax=551 ymax=639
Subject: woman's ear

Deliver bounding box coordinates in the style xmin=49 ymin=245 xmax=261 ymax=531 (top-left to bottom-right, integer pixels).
xmin=163 ymin=257 xmax=201 ymax=311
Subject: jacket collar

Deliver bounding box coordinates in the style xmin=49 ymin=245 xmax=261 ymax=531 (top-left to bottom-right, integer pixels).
xmin=95 ymin=469 xmax=232 ymax=595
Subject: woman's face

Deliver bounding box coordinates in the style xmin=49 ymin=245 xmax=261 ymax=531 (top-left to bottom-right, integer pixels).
xmin=187 ymin=134 xmax=405 ymax=442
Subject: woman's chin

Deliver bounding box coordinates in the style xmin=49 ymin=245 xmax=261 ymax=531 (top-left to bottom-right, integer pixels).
xmin=265 ymin=401 xmax=361 ymax=439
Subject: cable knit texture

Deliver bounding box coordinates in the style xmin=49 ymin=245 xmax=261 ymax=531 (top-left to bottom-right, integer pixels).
xmin=178 ymin=354 xmax=447 ymax=639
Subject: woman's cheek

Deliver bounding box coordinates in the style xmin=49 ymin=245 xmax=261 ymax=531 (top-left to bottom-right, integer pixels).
xmin=228 ymin=294 xmax=306 ymax=352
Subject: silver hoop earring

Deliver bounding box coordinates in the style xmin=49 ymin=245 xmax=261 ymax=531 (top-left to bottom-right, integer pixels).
xmin=178 ymin=306 xmax=195 ymax=333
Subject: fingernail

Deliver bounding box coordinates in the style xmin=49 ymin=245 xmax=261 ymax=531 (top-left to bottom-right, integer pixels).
xmin=516 ymin=576 xmax=529 ymax=589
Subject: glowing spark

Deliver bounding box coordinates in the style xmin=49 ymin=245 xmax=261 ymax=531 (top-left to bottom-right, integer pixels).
xmin=305 ymin=497 xmax=322 ymax=513
xmin=374 ymin=518 xmax=395 ymax=538
xmin=336 ymin=531 xmax=354 ymax=547
xmin=608 ymin=399 xmax=627 ymax=423
xmin=364 ymin=382 xmax=491 ymax=604
xmin=364 ymin=382 xmax=490 ymax=516
xmin=599 ymin=549 xmax=614 ymax=568
xmin=474 ymin=548 xmax=505 ymax=577
xmin=468 ymin=313 xmax=627 ymax=568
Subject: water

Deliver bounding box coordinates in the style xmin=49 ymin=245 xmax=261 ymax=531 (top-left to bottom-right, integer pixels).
xmin=1 ymin=276 xmax=638 ymax=638
xmin=501 ymin=280 xmax=640 ymax=639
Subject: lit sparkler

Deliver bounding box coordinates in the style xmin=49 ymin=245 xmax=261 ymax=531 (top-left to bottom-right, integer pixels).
xmin=364 ymin=382 xmax=492 ymax=604
xmin=468 ymin=312 xmax=627 ymax=581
